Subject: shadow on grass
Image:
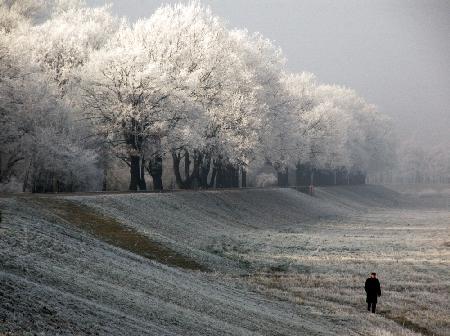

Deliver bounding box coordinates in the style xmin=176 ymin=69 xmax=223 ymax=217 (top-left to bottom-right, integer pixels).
xmin=31 ymin=198 xmax=206 ymax=271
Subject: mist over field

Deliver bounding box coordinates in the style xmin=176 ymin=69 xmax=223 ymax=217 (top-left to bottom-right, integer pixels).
xmin=0 ymin=1 xmax=449 ymax=335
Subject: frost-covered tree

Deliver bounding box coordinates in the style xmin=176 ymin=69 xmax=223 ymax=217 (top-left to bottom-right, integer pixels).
xmin=0 ymin=1 xmax=102 ymax=192
xmin=229 ymin=30 xmax=295 ymax=187
xmin=0 ymin=0 xmax=398 ymax=192
xmin=13 ymin=2 xmax=118 ymax=94
xmin=151 ymin=4 xmax=263 ymax=189
xmin=81 ymin=2 xmax=266 ymax=190
xmin=282 ymin=74 xmax=395 ymax=186
xmin=80 ymin=24 xmax=176 ymax=190
xmin=389 ymin=141 xmax=449 ymax=185
xmin=0 ymin=53 xmax=100 ymax=191
xmin=148 ymin=2 xmax=256 ymax=189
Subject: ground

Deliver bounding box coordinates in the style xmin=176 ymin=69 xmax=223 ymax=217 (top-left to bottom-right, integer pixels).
xmin=0 ymin=185 xmax=449 ymax=335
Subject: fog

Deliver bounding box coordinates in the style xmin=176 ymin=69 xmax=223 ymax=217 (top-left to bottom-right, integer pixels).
xmin=88 ymin=0 xmax=450 ymax=147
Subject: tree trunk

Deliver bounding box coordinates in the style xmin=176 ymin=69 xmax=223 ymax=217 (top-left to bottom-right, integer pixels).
xmin=190 ymin=151 xmax=201 ymax=189
xmin=0 ymin=155 xmax=2 ymax=184
xmin=277 ymin=167 xmax=289 ymax=187
xmin=172 ymin=149 xmax=197 ymax=189
xmin=139 ymin=158 xmax=147 ymax=190
xmin=22 ymin=160 xmax=32 ymax=192
xmin=209 ymin=166 xmax=217 ymax=188
xmin=241 ymin=167 xmax=247 ymax=188
xmin=184 ymin=150 xmax=191 ymax=187
xmin=215 ymin=160 xmax=231 ymax=188
xmin=152 ymin=174 xmax=163 ymax=190
xmin=285 ymin=167 xmax=289 ymax=186
xmin=222 ymin=164 xmax=231 ymax=188
xmin=171 ymin=150 xmax=185 ymax=189
xmin=216 ymin=164 xmax=238 ymax=188
xmin=102 ymin=167 xmax=107 ymax=191
xmin=231 ymin=165 xmax=239 ymax=188
xmin=216 ymin=165 xmax=224 ymax=188
xmin=148 ymin=156 xmax=163 ymax=191
xmin=200 ymin=155 xmax=211 ymax=188
xmin=296 ymin=162 xmax=312 ymax=186
xmin=129 ymin=155 xmax=141 ymax=191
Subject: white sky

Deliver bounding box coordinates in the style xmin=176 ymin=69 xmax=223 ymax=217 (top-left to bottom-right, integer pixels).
xmin=87 ymin=0 xmax=450 ymax=147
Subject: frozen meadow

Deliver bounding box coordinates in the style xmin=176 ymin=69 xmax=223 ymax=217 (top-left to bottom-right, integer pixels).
xmin=0 ymin=185 xmax=449 ymax=335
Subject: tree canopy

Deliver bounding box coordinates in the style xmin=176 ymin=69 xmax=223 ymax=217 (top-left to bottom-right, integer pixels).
xmin=1 ymin=1 xmax=431 ymax=192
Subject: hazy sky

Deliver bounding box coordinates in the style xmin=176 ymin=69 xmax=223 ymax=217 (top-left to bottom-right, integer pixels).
xmin=87 ymin=0 xmax=450 ymax=147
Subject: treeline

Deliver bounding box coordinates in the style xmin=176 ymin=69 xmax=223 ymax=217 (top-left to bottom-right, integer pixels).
xmin=368 ymin=141 xmax=450 ymax=185
xmin=0 ymin=1 xmax=397 ymax=192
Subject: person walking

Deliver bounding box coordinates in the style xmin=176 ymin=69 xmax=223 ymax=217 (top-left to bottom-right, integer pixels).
xmin=365 ymin=272 xmax=381 ymax=313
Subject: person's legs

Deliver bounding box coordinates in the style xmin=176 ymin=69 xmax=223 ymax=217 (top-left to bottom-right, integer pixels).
xmin=367 ymin=302 xmax=371 ymax=311
xmin=371 ymin=302 xmax=377 ymax=313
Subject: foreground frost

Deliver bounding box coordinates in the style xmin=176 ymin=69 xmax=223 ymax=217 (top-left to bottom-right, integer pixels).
xmin=1 ymin=185 xmax=448 ymax=335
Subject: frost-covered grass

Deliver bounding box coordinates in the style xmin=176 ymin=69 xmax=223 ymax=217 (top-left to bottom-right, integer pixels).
xmin=213 ymin=189 xmax=450 ymax=336
xmin=0 ymin=196 xmax=340 ymax=335
xmin=1 ymin=185 xmax=448 ymax=335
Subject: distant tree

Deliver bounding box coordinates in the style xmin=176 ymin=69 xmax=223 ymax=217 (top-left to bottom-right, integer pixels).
xmin=283 ymin=75 xmax=395 ymax=186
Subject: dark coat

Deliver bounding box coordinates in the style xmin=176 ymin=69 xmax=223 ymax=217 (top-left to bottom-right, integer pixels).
xmin=365 ymin=277 xmax=381 ymax=303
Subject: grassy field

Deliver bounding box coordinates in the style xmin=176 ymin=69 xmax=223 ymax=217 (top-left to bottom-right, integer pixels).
xmin=223 ymin=208 xmax=450 ymax=336
xmin=1 ymin=185 xmax=448 ymax=335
